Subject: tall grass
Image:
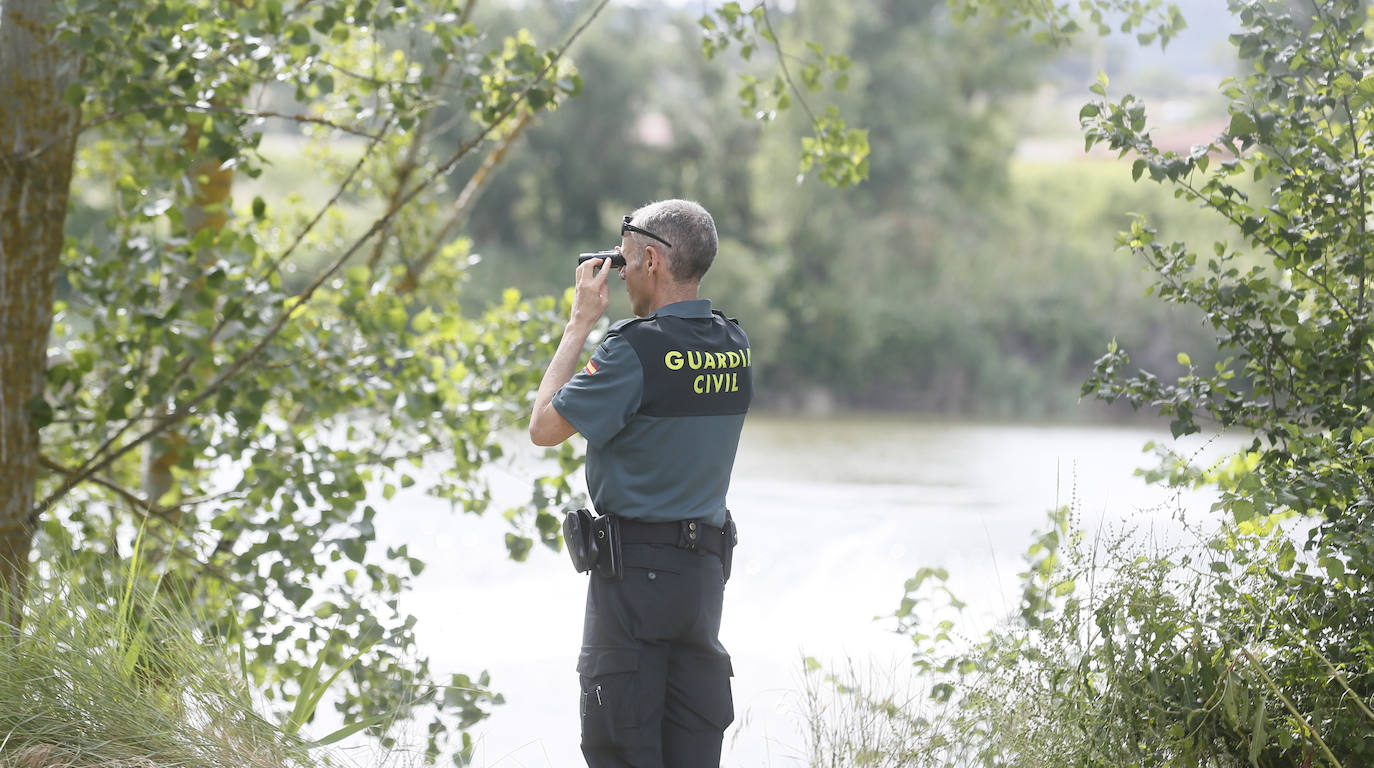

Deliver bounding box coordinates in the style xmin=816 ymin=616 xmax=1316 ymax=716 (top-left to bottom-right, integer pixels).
xmin=0 ymin=573 xmax=308 ymax=768
xmin=797 ymin=493 xmax=1374 ymax=767
xmin=797 ymin=656 xmax=953 ymax=768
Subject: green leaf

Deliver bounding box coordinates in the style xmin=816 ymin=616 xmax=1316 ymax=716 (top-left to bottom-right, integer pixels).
xmin=1170 ymin=418 xmax=1197 ymax=438
xmin=1228 ymin=112 xmax=1256 ymax=136
xmin=1276 ymin=541 xmax=1296 ymax=571
xmin=1248 ymin=700 xmax=1267 ymax=765
xmin=287 ymin=632 xmax=379 ymax=735
xmin=505 ymin=533 xmax=532 ymax=562
xmin=1319 ymin=555 xmax=1345 ymax=580
xmin=1354 ymin=74 xmax=1374 ymax=109
xmin=341 ymin=538 xmax=366 ymax=563
xmin=310 ymin=713 xmax=392 ymax=747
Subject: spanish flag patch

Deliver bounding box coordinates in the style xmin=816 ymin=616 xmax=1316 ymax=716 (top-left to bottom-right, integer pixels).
xmin=583 ymin=360 xmax=599 ymax=376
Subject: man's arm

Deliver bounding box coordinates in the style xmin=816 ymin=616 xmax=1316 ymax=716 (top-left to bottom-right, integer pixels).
xmin=529 ymin=255 xmax=613 ymax=446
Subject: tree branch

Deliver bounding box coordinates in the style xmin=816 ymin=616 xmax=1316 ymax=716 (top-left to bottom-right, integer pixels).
xmin=368 ymin=67 xmax=447 ymax=270
xmin=756 ymin=1 xmax=819 ymax=127
xmin=38 ymin=455 xmax=240 ymax=523
xmin=1175 ymin=174 xmax=1358 ymax=325
xmin=26 ymin=104 xmax=381 ymax=164
xmin=1342 ymin=95 xmax=1369 ymax=399
xmin=399 ymin=109 xmax=533 ymax=292
xmin=365 ymin=0 xmax=483 ymax=273
xmin=89 ymin=103 xmax=384 ymax=140
xmin=29 ymin=0 xmax=615 ymax=520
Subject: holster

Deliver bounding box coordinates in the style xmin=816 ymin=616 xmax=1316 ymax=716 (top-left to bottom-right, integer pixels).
xmin=564 ymin=508 xmax=598 ymax=573
xmin=564 ymin=509 xmax=624 ymax=582
xmin=721 ymin=510 xmax=738 ymax=583
xmin=592 ymin=514 xmax=623 ymax=582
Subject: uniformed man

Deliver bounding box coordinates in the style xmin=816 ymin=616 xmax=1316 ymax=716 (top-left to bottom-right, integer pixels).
xmin=529 ymin=199 xmax=751 ymax=767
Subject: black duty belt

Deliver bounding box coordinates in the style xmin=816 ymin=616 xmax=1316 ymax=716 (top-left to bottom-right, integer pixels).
xmin=565 ymin=509 xmax=738 ymax=582
xmin=616 ymin=516 xmax=729 ymax=559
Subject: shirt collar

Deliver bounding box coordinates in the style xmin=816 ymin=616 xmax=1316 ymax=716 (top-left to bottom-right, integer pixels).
xmin=648 ymin=299 xmax=712 ymax=319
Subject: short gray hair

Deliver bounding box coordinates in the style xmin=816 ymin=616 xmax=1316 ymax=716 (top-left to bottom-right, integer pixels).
xmin=628 ymin=199 xmax=718 ymax=282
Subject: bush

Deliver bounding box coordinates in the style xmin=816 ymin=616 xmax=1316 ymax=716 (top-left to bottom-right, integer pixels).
xmin=1 ymin=573 xmax=308 ymax=768
xmin=811 ymin=2 xmax=1374 ymax=764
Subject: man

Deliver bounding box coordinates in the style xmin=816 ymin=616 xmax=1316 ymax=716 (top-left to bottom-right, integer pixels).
xmin=529 ymin=199 xmax=752 ymax=767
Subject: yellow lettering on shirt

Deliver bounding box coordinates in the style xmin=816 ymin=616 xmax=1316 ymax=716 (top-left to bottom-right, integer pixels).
xmin=668 ymin=347 xmax=752 ymax=396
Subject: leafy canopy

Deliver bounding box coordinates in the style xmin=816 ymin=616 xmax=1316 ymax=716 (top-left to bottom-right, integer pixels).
xmin=871 ymin=1 xmax=1374 ymax=765
xmin=34 ymin=0 xmax=595 ymax=760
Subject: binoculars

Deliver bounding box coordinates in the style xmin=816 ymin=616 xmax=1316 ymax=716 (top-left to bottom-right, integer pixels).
xmin=577 ymin=249 xmax=626 ymax=268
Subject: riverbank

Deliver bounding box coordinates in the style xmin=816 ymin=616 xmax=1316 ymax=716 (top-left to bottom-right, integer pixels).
xmin=363 ymin=414 xmax=1241 ymax=766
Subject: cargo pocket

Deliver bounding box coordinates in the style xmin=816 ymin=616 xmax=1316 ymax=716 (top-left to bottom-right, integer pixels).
xmin=577 ymin=647 xmax=653 ymax=749
xmin=697 ymin=656 xmax=735 ymax=731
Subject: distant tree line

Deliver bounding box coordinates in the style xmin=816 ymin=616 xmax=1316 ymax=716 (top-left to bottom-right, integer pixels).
xmin=450 ymin=0 xmax=1223 ymax=416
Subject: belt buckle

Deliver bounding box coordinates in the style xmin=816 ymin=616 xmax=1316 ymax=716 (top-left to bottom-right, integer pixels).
xmin=678 ymin=519 xmax=700 ymax=550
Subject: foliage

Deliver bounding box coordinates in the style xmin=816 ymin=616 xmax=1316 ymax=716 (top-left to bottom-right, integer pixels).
xmin=744 ymin=0 xmax=1103 ymax=412
xmin=700 ymin=1 xmax=870 ymax=187
xmin=1072 ymin=4 xmax=1374 ymax=758
xmin=805 ymin=1 xmax=1374 ymax=766
xmin=455 ymin=0 xmax=1218 ymax=415
xmin=429 ymin=1 xmax=756 ymax=295
xmin=12 ymin=0 xmax=1057 ymax=760
xmin=951 ymin=0 xmax=1190 ymax=49
xmin=0 ymin=572 xmax=311 ymax=768
xmin=1079 ymin=0 xmax=1374 ymax=520
xmin=876 ymin=503 xmax=1374 ymax=768
xmin=797 ymin=655 xmax=941 ymax=768
xmin=12 ymin=0 xmax=601 ymax=760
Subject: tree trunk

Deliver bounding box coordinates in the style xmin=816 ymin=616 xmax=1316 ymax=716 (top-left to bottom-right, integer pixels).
xmin=0 ymin=0 xmax=80 ymax=633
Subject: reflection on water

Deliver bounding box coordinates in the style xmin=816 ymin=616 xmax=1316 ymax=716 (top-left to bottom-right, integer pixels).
xmin=361 ymin=414 xmax=1240 ymax=768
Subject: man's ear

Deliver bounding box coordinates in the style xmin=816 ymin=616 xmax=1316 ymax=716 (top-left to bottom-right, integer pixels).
xmin=643 ymin=244 xmax=660 ymax=275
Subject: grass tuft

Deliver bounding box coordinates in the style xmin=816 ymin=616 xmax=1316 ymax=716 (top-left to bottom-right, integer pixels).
xmin=0 ymin=576 xmax=310 ymax=768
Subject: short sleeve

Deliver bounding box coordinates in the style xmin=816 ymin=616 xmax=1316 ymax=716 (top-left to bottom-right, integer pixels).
xmin=551 ymin=333 xmax=643 ymax=447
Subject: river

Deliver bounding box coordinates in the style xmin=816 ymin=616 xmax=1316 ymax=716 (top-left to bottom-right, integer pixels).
xmin=359 ymin=414 xmax=1239 ymax=768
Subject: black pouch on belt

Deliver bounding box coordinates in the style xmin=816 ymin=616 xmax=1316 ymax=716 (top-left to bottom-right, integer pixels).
xmin=721 ymin=510 xmax=738 ymax=583
xmin=564 ymin=508 xmax=598 ymax=573
xmin=592 ymin=514 xmax=623 ymax=582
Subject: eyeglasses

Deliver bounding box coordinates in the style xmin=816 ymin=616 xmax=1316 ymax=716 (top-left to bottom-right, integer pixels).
xmin=622 ymin=215 xmax=673 ymax=248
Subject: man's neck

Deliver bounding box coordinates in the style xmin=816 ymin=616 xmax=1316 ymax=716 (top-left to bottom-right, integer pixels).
xmin=642 ymin=284 xmax=701 ymax=316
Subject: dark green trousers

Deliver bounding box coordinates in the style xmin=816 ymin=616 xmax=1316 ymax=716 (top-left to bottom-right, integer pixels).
xmin=578 ymin=543 xmax=734 ymax=768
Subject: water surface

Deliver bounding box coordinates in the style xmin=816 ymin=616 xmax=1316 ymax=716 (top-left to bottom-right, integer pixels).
xmin=365 ymin=415 xmax=1236 ymax=767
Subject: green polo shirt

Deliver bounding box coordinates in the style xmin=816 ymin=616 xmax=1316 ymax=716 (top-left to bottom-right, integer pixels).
xmin=552 ymin=299 xmax=751 ymax=527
